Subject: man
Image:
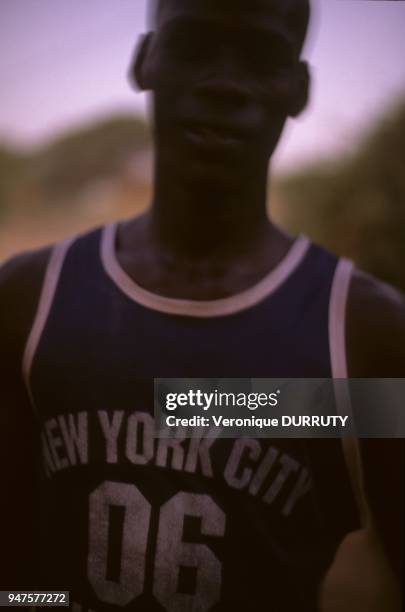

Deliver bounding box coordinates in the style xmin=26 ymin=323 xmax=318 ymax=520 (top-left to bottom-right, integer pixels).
xmin=0 ymin=0 xmax=403 ymax=610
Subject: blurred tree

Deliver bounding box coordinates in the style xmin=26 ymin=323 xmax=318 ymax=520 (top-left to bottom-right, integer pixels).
xmin=275 ymin=97 xmax=405 ymax=290
xmin=31 ymin=115 xmax=150 ymax=205
xmin=0 ymin=146 xmax=29 ymax=220
xmin=0 ymin=115 xmax=151 ymax=217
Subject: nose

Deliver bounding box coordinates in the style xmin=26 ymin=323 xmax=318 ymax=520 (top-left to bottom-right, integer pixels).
xmin=194 ymin=40 xmax=254 ymax=106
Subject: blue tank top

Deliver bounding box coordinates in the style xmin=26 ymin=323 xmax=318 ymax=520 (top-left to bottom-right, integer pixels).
xmin=25 ymin=224 xmax=359 ymax=612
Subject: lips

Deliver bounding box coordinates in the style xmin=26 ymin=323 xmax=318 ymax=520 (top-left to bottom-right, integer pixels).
xmin=181 ymin=119 xmax=249 ymax=150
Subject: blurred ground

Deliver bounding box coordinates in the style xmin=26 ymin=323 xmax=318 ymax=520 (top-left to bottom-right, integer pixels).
xmin=1 ymin=98 xmax=405 ymax=291
xmin=0 ymin=180 xmax=150 ymax=260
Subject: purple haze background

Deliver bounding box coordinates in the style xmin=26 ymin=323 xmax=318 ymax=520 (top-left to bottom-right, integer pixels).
xmin=1 ymin=0 xmax=404 ymax=171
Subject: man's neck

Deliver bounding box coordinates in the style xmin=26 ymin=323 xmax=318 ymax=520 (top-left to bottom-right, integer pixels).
xmin=116 ymin=158 xmax=294 ymax=299
xmin=148 ymin=156 xmax=273 ymax=263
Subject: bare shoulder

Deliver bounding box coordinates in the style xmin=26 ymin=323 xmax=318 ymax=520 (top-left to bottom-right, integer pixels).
xmin=0 ymin=246 xmax=52 ymax=363
xmin=346 ymin=268 xmax=405 ymax=377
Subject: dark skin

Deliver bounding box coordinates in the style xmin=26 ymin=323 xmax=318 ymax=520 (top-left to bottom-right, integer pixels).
xmin=0 ymin=0 xmax=403 ymax=590
xmin=120 ymin=0 xmax=310 ymax=297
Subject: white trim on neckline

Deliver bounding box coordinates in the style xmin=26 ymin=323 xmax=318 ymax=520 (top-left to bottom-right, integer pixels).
xmin=100 ymin=222 xmax=310 ymax=317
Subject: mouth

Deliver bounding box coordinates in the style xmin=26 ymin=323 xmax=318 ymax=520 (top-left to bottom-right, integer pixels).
xmin=181 ymin=120 xmax=248 ymax=150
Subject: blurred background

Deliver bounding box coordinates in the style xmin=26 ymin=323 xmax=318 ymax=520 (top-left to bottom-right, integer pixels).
xmin=1 ymin=0 xmax=404 ymax=289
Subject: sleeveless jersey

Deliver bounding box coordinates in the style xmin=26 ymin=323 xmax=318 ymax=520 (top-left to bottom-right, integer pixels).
xmin=23 ymin=223 xmax=360 ymax=612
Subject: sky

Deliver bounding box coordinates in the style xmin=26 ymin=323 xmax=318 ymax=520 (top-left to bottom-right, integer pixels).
xmin=1 ymin=0 xmax=405 ymax=171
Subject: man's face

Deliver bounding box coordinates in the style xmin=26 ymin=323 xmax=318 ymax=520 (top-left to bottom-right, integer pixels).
xmin=137 ymin=0 xmax=309 ymax=172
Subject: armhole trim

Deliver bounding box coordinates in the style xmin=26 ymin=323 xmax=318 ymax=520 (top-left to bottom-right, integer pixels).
xmin=329 ymin=258 xmax=367 ymax=523
xmin=22 ymin=237 xmax=74 ymax=411
xmin=329 ymin=257 xmax=353 ymax=379
xmin=341 ymin=436 xmax=368 ymax=527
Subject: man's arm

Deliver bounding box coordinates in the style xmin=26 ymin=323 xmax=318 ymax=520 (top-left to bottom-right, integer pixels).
xmin=347 ymin=270 xmax=405 ymax=583
xmin=0 ymin=248 xmax=51 ymax=588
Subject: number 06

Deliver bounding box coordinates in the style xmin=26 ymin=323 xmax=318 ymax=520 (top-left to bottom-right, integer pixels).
xmin=88 ymin=481 xmax=226 ymax=611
